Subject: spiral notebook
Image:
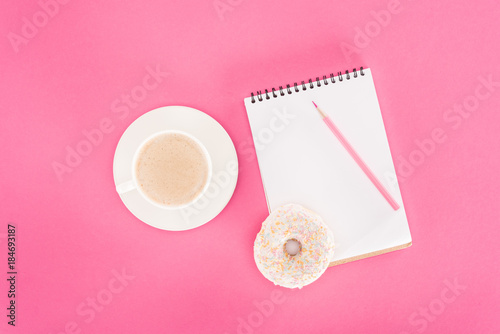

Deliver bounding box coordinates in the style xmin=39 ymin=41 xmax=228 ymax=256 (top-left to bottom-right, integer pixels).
xmin=244 ymin=68 xmax=412 ymax=266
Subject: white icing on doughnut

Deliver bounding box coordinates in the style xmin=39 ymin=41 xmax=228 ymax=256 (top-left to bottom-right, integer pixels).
xmin=254 ymin=204 xmax=335 ymax=289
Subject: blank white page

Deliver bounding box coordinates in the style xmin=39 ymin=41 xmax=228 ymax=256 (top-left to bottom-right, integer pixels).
xmin=244 ymin=68 xmax=412 ymax=265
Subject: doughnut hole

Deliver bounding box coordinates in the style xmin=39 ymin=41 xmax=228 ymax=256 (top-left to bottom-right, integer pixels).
xmin=284 ymin=238 xmax=302 ymax=257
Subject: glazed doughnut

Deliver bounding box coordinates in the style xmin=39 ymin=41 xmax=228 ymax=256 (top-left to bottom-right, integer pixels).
xmin=254 ymin=204 xmax=335 ymax=289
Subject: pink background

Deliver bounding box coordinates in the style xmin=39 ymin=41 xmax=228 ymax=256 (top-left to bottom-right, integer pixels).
xmin=1 ymin=0 xmax=499 ymax=333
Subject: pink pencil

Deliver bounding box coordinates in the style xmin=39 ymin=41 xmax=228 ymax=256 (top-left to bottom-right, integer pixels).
xmin=312 ymin=101 xmax=400 ymax=211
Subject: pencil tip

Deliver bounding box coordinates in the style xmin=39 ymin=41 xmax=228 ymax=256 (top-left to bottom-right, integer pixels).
xmin=312 ymin=101 xmax=317 ymax=108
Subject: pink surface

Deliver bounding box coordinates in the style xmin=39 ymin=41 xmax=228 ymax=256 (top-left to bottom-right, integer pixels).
xmin=1 ymin=0 xmax=499 ymax=333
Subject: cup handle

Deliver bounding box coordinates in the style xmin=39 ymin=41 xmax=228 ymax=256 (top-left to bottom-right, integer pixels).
xmin=116 ymin=180 xmax=136 ymax=194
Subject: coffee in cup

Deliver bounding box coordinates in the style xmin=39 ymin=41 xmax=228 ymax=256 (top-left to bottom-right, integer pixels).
xmin=117 ymin=130 xmax=211 ymax=209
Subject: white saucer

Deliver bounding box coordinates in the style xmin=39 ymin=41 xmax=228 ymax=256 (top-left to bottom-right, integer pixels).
xmin=113 ymin=106 xmax=238 ymax=231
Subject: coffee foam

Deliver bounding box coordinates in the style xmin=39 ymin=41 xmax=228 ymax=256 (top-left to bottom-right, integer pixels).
xmin=135 ymin=133 xmax=209 ymax=206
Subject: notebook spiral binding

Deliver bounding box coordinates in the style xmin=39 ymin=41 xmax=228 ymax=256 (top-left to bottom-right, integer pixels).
xmin=250 ymin=67 xmax=364 ymax=103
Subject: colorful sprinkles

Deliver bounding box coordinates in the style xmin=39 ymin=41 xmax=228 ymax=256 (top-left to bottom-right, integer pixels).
xmin=254 ymin=204 xmax=335 ymax=289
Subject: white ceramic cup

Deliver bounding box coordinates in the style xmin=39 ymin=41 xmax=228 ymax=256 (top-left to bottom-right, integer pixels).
xmin=116 ymin=130 xmax=212 ymax=210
